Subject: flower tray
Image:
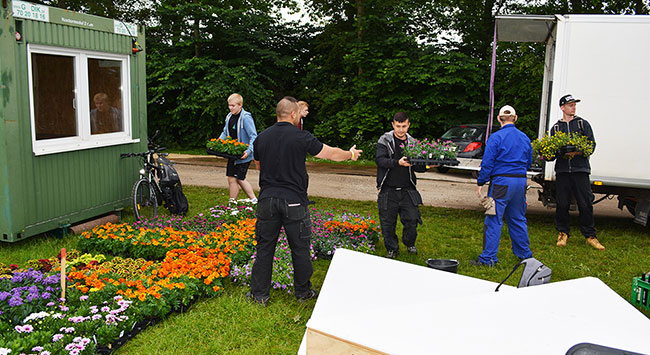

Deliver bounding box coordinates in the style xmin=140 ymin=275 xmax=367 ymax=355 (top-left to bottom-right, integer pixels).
xmin=559 ymin=145 xmax=579 ymax=155
xmin=207 ymin=149 xmax=241 ymax=160
xmin=407 ymin=158 xmax=460 ymax=166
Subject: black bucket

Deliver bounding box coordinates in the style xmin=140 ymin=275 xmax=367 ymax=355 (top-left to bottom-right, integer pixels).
xmin=426 ymin=259 xmax=459 ymax=273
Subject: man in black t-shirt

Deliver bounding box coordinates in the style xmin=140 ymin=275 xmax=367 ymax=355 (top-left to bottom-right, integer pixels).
xmin=247 ymin=96 xmax=363 ymax=305
xmin=375 ymin=112 xmax=427 ymax=259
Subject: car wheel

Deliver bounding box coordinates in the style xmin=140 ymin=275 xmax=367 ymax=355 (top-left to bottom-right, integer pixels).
xmin=437 ymin=166 xmax=449 ymax=173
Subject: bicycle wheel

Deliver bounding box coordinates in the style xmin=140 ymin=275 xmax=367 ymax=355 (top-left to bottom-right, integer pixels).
xmin=132 ymin=179 xmax=158 ymax=220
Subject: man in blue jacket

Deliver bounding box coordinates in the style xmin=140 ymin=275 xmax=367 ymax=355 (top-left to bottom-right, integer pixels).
xmin=218 ymin=93 xmax=258 ymax=203
xmin=551 ymin=94 xmax=604 ymax=250
xmin=471 ymin=105 xmax=533 ymax=266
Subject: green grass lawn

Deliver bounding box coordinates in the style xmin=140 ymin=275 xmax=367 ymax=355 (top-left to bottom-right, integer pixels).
xmin=1 ymin=185 xmax=649 ymax=354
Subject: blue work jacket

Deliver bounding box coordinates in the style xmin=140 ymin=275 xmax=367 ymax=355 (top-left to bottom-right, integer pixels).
xmin=477 ymin=124 xmax=532 ymax=186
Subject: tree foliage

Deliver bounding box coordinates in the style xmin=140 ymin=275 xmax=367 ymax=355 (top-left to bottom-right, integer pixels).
xmin=32 ymin=0 xmax=650 ymax=148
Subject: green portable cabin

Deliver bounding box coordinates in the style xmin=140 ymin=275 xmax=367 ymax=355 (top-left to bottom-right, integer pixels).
xmin=0 ymin=0 xmax=147 ymax=242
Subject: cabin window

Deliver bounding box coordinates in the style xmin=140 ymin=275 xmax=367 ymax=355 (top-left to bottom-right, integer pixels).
xmin=28 ymin=45 xmax=135 ymax=155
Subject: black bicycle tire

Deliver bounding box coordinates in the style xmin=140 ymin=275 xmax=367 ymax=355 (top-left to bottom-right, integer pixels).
xmin=132 ymin=179 xmax=158 ymax=220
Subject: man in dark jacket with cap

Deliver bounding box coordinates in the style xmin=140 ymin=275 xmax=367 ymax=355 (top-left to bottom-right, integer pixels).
xmin=551 ymin=94 xmax=604 ymax=250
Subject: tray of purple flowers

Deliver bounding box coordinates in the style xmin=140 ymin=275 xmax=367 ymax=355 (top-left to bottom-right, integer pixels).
xmin=406 ymin=158 xmax=460 ymax=166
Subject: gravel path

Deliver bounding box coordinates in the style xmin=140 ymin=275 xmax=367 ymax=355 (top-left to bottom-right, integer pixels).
xmin=169 ymin=154 xmax=631 ymax=219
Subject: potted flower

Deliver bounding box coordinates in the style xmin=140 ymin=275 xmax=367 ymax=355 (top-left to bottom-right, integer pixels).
xmin=206 ymin=137 xmax=248 ymax=159
xmin=532 ymin=131 xmax=594 ymax=161
xmin=401 ymin=138 xmax=459 ymax=165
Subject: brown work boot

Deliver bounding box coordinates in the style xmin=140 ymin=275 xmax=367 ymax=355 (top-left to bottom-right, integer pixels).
xmin=586 ymin=237 xmax=605 ymax=250
xmin=556 ymin=232 xmax=568 ymax=247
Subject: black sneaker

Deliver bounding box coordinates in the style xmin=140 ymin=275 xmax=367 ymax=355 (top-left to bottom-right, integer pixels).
xmin=245 ymin=291 xmax=269 ymax=306
xmin=407 ymin=246 xmax=418 ymax=255
xmin=387 ymin=250 xmax=399 ymax=259
xmin=296 ymin=289 xmax=319 ymax=303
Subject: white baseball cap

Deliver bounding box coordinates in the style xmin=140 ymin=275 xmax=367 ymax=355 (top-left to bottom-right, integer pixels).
xmin=498 ymin=105 xmax=516 ymax=116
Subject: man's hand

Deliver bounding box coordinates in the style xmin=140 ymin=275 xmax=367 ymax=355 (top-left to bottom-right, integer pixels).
xmin=398 ymin=156 xmax=412 ymax=167
xmin=349 ymin=145 xmax=363 ymax=161
xmin=241 ymin=151 xmax=249 ymax=160
xmin=476 ymin=185 xmax=483 ymax=199
xmin=565 ymin=151 xmax=582 ymax=157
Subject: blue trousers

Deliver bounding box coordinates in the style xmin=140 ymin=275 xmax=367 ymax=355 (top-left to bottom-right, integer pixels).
xmin=479 ymin=176 xmax=533 ymax=265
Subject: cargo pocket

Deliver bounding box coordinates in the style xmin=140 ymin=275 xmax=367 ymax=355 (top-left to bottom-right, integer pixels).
xmin=299 ymin=217 xmax=312 ymax=240
xmin=491 ymin=184 xmax=508 ymax=199
xmin=407 ymin=190 xmax=423 ymax=206
xmin=377 ymin=191 xmax=388 ymax=211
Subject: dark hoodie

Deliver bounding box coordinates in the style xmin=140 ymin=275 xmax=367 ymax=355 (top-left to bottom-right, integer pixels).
xmin=550 ymin=116 xmax=596 ymax=174
xmin=375 ymin=131 xmax=427 ymax=190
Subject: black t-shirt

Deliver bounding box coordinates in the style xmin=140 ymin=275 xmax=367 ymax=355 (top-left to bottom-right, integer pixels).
xmin=384 ymin=135 xmax=411 ymax=188
xmin=254 ymin=122 xmax=324 ymax=203
xmin=228 ymin=113 xmax=240 ymax=139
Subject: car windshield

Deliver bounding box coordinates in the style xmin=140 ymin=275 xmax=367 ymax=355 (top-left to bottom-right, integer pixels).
xmin=441 ymin=127 xmax=482 ymax=141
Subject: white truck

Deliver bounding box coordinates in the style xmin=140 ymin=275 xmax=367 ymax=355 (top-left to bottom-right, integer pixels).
xmin=494 ymin=14 xmax=650 ymax=227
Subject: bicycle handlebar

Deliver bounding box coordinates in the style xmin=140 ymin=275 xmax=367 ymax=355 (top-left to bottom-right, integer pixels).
xmin=120 ymin=147 xmax=166 ymax=159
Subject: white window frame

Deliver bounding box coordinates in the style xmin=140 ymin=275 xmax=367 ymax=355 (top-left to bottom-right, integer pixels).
xmin=27 ymin=44 xmax=138 ymax=156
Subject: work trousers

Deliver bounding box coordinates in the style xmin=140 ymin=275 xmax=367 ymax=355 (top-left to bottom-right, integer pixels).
xmin=555 ymin=172 xmax=596 ymax=237
xmin=479 ymin=176 xmax=533 ymax=265
xmin=251 ymin=197 xmax=313 ymax=299
xmin=377 ymin=187 xmax=421 ymax=252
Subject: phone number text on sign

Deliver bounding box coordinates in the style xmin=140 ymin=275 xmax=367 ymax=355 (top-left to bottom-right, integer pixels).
xmin=12 ymin=1 xmax=50 ymax=22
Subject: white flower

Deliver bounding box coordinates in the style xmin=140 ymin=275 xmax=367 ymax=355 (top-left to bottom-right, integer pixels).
xmin=0 ymin=347 xmax=11 ymax=355
xmin=23 ymin=311 xmax=50 ymax=323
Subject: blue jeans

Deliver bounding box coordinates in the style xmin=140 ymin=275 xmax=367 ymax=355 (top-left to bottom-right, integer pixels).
xmin=251 ymin=197 xmax=313 ymax=299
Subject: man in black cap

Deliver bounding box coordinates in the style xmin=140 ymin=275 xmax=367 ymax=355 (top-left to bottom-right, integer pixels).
xmin=551 ymin=94 xmax=604 ymax=250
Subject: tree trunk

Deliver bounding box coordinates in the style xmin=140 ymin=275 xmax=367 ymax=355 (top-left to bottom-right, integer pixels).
xmin=193 ymin=0 xmax=200 ymax=57
xmin=356 ymin=0 xmax=364 ymax=76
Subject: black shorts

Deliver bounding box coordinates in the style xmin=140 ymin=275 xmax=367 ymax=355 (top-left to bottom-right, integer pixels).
xmin=226 ymin=159 xmax=250 ymax=180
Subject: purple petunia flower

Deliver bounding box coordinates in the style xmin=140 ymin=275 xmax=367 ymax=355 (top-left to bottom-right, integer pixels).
xmin=0 ymin=291 xmax=10 ymax=301
xmin=79 ymin=295 xmax=89 ymax=301
xmin=52 ymin=333 xmax=64 ymax=342
xmin=41 ymin=292 xmax=52 ymax=300
xmin=8 ymin=296 xmax=23 ymax=307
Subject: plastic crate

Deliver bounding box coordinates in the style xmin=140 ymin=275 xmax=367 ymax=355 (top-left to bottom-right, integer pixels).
xmin=630 ymin=276 xmax=650 ymax=311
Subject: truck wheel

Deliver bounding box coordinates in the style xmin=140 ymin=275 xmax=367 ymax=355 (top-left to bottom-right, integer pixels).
xmin=437 ymin=166 xmax=449 ymax=173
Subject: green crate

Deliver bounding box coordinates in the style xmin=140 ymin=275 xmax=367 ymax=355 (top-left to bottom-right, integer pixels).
xmin=630 ymin=276 xmax=650 ymax=311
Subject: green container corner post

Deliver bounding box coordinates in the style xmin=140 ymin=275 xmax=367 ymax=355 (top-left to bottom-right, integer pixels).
xmin=0 ymin=0 xmax=148 ymax=242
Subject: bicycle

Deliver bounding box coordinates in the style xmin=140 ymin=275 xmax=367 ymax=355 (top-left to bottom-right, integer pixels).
xmin=120 ymin=131 xmax=167 ymax=220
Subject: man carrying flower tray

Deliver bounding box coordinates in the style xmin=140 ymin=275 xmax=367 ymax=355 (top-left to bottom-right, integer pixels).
xmin=218 ymin=93 xmax=258 ymax=203
xmin=471 ymin=105 xmax=534 ymax=267
xmin=375 ymin=112 xmax=428 ymax=259
xmin=551 ymin=94 xmax=604 ymax=250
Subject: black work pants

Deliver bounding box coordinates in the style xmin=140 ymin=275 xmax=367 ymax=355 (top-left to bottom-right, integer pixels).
xmin=555 ymin=172 xmax=596 ymax=237
xmin=377 ymin=188 xmax=421 ymax=252
xmin=251 ymin=197 xmax=313 ymax=299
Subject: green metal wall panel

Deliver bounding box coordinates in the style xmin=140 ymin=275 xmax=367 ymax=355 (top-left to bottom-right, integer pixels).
xmin=1 ymin=1 xmax=147 ymax=242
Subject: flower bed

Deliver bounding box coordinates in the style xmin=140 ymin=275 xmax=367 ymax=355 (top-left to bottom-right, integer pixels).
xmin=1 ymin=203 xmax=380 ymax=353
xmin=230 ymin=209 xmax=379 ymax=291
